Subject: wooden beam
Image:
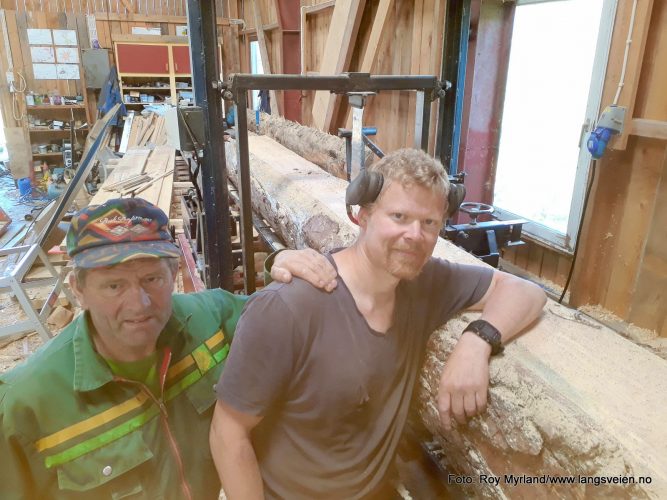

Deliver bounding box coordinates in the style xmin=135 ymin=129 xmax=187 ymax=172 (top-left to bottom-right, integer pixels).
xmin=240 ymin=22 xmax=280 ymax=35
xmin=311 ymin=0 xmax=366 ymax=132
xmin=600 ymin=141 xmax=666 ymax=317
xmin=358 ymin=0 xmax=393 ymax=73
xmin=630 ymin=118 xmax=667 ymax=140
xmin=110 ymin=34 xmax=189 ymax=44
xmin=303 ymin=1 xmax=336 ymax=15
xmin=300 ymin=6 xmax=306 ymax=75
xmin=607 ymin=0 xmax=655 ymax=150
xmin=94 ymin=13 xmax=231 ymax=25
xmin=119 ymin=0 xmax=135 ymax=14
xmin=250 ymin=0 xmax=280 ymax=116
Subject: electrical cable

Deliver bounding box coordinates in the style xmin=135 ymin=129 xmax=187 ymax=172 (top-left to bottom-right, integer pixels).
xmin=11 ymin=70 xmax=27 ymax=122
xmin=613 ymin=0 xmax=638 ymax=105
xmin=559 ymin=159 xmax=598 ymax=304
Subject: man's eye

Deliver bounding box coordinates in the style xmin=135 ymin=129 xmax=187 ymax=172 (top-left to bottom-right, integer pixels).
xmin=424 ymin=219 xmax=435 ymax=226
xmin=391 ymin=213 xmax=404 ymax=221
xmin=106 ymin=283 xmax=120 ymax=290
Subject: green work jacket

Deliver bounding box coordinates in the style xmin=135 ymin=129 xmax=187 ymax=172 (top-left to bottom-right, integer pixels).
xmin=0 ymin=289 xmax=247 ymax=499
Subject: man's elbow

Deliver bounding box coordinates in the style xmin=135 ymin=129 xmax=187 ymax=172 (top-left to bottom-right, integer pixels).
xmin=521 ymin=278 xmax=547 ymax=315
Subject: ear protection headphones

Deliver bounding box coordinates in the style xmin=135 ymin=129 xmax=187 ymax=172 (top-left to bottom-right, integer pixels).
xmin=345 ymin=170 xmax=467 ymax=219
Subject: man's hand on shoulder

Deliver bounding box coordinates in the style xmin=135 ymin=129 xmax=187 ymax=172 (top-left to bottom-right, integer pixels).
xmin=271 ymin=248 xmax=338 ymax=292
xmin=437 ymin=332 xmax=491 ymax=431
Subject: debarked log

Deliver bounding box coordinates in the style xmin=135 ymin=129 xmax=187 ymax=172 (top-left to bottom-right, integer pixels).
xmin=247 ymin=111 xmax=375 ymax=180
xmin=225 ymin=135 xmax=667 ymax=499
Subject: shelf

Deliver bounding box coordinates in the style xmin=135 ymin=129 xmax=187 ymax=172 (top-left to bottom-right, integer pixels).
xmin=124 ymin=102 xmax=171 ymax=106
xmin=122 ymin=86 xmax=172 ymax=90
xmin=32 ymin=152 xmax=63 ymax=157
xmin=29 ymin=128 xmax=88 ymax=134
xmin=27 ymin=104 xmax=86 ymax=109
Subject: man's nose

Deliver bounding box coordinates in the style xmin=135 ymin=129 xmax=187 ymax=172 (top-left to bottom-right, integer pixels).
xmin=405 ymin=220 xmax=424 ymax=240
xmin=125 ymin=283 xmax=151 ymax=308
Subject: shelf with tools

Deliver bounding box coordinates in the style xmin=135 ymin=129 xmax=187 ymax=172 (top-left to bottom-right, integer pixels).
xmin=115 ymin=39 xmax=194 ymax=107
xmin=26 ymin=100 xmax=90 ymax=172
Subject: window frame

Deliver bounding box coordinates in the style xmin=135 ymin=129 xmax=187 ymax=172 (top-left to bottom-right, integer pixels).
xmin=493 ymin=0 xmax=618 ymax=253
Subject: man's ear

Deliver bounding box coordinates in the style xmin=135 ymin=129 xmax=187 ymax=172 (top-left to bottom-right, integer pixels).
xmin=69 ymin=273 xmax=87 ymax=310
xmin=357 ymin=206 xmax=370 ymax=229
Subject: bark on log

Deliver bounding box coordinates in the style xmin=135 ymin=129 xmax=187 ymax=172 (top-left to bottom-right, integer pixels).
xmin=246 ymin=110 xmax=375 ymax=180
xmin=225 ymin=136 xmax=667 ymax=499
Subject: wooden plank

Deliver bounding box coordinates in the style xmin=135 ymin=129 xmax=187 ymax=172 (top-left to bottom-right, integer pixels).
xmin=94 ymin=13 xmax=230 ymax=25
xmin=5 ymin=127 xmax=32 ymax=180
xmin=311 ymin=0 xmax=366 ymax=132
xmin=110 ymin=33 xmax=189 ymax=43
xmin=540 ymin=248 xmax=559 ymax=284
xmin=358 ymin=0 xmax=393 ymax=73
xmin=607 ymin=0 xmax=655 ymax=150
xmin=250 ymin=0 xmax=280 ymax=116
xmin=603 ymin=142 xmax=666 ymax=317
xmin=119 ymin=0 xmax=135 ymax=14
xmin=513 ymin=242 xmax=529 ymax=270
xmin=628 ymin=145 xmax=667 ymax=335
xmin=303 ymin=1 xmax=335 ymax=15
xmin=630 ymin=118 xmax=667 ymax=140
xmin=526 ymin=242 xmax=543 ymax=277
xmin=300 ymin=6 xmax=306 ymax=74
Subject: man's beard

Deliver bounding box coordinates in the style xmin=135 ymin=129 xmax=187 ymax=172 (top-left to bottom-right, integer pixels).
xmin=386 ymin=246 xmax=429 ymax=280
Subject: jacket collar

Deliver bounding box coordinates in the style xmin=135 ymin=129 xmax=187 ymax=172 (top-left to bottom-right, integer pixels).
xmin=72 ymin=302 xmax=192 ymax=392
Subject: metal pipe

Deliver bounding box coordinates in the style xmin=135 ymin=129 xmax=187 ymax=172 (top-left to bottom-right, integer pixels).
xmin=187 ymin=0 xmax=233 ymax=291
xmin=434 ymin=0 xmax=471 ymax=174
xmin=414 ymin=90 xmax=430 ymax=151
xmin=226 ymin=73 xmax=444 ymax=94
xmin=233 ymin=89 xmax=256 ymax=294
xmin=350 ymin=101 xmax=364 ymax=181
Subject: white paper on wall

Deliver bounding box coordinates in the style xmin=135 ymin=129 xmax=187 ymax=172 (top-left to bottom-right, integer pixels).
xmin=56 ymin=47 xmax=79 ymax=63
xmin=53 ymin=29 xmax=77 ymax=46
xmin=56 ymin=64 xmax=80 ymax=80
xmin=33 ymin=63 xmax=57 ymax=79
xmin=27 ymin=29 xmax=52 ymax=45
xmin=30 ymin=46 xmax=55 ymax=63
xmin=131 ymin=27 xmax=161 ymax=36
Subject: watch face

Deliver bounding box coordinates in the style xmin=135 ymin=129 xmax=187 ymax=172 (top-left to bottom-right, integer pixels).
xmin=468 ymin=320 xmax=503 ymax=355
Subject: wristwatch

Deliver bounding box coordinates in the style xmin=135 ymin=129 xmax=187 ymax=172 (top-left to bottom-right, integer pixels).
xmin=464 ymin=320 xmax=504 ymax=356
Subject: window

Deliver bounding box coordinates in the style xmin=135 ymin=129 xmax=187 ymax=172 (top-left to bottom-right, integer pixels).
xmin=492 ymin=0 xmax=617 ymax=251
xmin=249 ymin=40 xmax=264 ymax=111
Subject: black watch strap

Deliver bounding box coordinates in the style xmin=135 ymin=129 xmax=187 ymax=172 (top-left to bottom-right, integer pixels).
xmin=464 ymin=320 xmax=504 ymax=356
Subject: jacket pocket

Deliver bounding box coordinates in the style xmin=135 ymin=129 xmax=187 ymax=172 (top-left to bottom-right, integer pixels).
xmin=184 ymin=362 xmax=224 ymax=415
xmin=56 ymin=431 xmax=153 ymax=496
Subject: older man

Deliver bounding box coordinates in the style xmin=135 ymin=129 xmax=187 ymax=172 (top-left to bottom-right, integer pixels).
xmin=0 ymin=197 xmax=335 ymax=499
xmin=211 ymin=149 xmax=547 ymax=499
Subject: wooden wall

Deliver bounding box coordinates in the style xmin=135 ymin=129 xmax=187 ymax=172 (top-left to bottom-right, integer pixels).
xmin=299 ymin=0 xmax=446 ymax=156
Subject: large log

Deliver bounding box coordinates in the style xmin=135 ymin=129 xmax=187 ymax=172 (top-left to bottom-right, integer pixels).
xmin=225 ymin=136 xmax=667 ymax=499
xmin=247 ymin=111 xmax=375 ymax=180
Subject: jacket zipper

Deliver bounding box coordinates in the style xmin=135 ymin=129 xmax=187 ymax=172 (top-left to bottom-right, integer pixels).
xmin=113 ymin=347 xmax=193 ymax=500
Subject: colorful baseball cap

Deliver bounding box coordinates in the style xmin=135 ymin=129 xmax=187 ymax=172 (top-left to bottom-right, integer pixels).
xmin=66 ymin=198 xmax=181 ymax=268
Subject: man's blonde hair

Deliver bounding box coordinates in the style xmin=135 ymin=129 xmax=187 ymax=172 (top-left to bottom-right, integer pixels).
xmin=365 ymin=148 xmax=450 ymax=207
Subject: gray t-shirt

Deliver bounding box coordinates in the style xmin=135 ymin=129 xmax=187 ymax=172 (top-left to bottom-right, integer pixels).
xmin=217 ymin=256 xmax=493 ymax=499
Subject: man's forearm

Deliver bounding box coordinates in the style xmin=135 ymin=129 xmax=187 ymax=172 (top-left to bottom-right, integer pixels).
xmin=210 ymin=418 xmax=264 ymax=499
xmin=478 ymin=275 xmax=546 ymax=345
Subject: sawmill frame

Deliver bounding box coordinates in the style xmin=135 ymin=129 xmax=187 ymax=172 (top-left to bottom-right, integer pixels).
xmin=221 ymin=73 xmax=448 ymax=294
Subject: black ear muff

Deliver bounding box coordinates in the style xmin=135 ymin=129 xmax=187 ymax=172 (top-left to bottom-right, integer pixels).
xmin=346 ymin=170 xmax=384 ymax=206
xmin=447 ymin=183 xmax=466 ymax=218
